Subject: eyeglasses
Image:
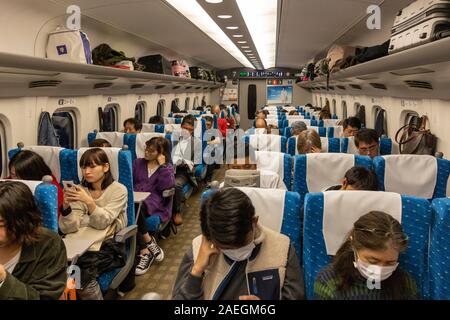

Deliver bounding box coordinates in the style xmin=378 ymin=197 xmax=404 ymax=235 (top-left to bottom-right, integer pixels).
xmin=359 ymin=144 xmax=378 ymax=153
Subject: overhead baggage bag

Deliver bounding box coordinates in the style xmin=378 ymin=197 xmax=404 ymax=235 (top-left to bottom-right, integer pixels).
xmin=138 ymin=54 xmax=172 ymax=75
xmin=46 ymin=26 xmax=92 ymax=64
xmin=389 ymin=0 xmax=450 ymax=54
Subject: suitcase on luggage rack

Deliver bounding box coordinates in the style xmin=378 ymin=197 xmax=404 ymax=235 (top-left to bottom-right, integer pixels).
xmin=138 ymin=54 xmax=172 ymax=75
xmin=389 ymin=0 xmax=450 ymax=54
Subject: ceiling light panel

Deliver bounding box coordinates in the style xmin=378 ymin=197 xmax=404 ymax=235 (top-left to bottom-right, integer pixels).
xmin=165 ymin=0 xmax=254 ymax=68
xmin=236 ymin=0 xmax=278 ymax=69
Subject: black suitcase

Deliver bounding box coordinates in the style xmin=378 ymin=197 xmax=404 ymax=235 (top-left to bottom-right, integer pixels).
xmin=389 ymin=0 xmax=450 ymax=54
xmin=190 ymin=66 xmax=204 ymax=80
xmin=137 ymin=54 xmax=172 ymax=75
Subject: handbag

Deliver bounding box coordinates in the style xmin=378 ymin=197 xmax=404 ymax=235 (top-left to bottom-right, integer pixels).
xmin=395 ymin=115 xmax=437 ymax=155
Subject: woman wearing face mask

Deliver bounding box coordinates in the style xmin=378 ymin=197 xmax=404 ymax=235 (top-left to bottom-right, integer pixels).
xmin=314 ymin=211 xmax=418 ymax=300
xmin=59 ymin=148 xmax=128 ymax=300
xmin=172 ymin=188 xmax=305 ymax=300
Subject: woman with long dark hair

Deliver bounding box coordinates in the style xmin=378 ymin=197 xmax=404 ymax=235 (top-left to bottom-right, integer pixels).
xmin=9 ymin=150 xmax=64 ymax=216
xmin=59 ymin=148 xmax=128 ymax=300
xmin=0 ymin=181 xmax=67 ymax=299
xmin=314 ymin=211 xmax=418 ymax=300
xmin=132 ymin=137 xmax=175 ymax=276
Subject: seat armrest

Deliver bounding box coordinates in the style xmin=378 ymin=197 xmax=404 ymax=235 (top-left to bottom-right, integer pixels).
xmin=115 ymin=225 xmax=138 ymax=243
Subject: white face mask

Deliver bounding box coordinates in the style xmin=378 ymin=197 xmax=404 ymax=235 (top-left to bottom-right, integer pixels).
xmin=353 ymin=253 xmax=399 ymax=282
xmin=222 ymin=241 xmax=256 ymax=262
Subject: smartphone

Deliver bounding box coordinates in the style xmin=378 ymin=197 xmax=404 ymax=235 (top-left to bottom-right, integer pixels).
xmin=62 ymin=181 xmax=75 ymax=189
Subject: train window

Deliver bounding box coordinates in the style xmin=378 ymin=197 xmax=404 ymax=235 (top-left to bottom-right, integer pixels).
xmin=332 ymin=99 xmax=337 ymax=116
xmin=185 ymin=97 xmax=190 ymax=111
xmin=356 ymin=104 xmax=366 ymax=127
xmin=103 ymin=104 xmax=119 ymax=132
xmin=320 ymin=97 xmax=323 ymax=108
xmin=0 ymin=120 xmax=6 ymax=178
xmin=157 ymin=100 xmax=165 ymax=117
xmin=342 ymin=101 xmax=348 ymax=119
xmin=201 ymin=96 xmax=206 ymax=107
xmin=171 ymin=99 xmax=180 ymax=113
xmin=193 ymin=97 xmax=199 ymax=109
xmin=405 ymin=112 xmax=420 ymax=127
xmin=52 ymin=110 xmax=76 ymax=149
xmin=374 ymin=106 xmax=387 ymax=137
xmin=135 ymin=102 xmax=145 ymax=124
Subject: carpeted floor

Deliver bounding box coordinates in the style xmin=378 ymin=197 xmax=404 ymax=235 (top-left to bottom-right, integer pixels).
xmin=122 ymin=167 xmax=225 ymax=300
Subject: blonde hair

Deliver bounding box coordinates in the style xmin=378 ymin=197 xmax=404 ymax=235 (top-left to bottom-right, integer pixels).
xmin=297 ymin=129 xmax=322 ymax=154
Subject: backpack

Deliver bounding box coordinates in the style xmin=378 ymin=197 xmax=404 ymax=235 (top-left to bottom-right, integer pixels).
xmin=314 ymin=58 xmax=330 ymax=77
xmin=46 ymin=26 xmax=92 ymax=64
xmin=92 ymin=44 xmax=144 ymax=71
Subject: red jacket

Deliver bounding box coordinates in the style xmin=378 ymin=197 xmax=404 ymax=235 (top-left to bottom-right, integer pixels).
xmin=218 ymin=118 xmax=228 ymax=138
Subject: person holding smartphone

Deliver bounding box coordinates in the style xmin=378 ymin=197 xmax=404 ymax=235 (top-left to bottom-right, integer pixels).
xmin=59 ymin=148 xmax=128 ymax=300
xmin=172 ymin=188 xmax=305 ymax=300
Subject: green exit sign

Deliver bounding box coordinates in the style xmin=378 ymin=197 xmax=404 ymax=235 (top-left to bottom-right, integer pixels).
xmin=239 ymin=71 xmax=249 ymax=77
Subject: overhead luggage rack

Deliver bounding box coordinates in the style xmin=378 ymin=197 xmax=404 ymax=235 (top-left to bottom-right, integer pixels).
xmin=297 ymin=37 xmax=450 ymax=99
xmin=0 ymin=51 xmax=223 ymax=96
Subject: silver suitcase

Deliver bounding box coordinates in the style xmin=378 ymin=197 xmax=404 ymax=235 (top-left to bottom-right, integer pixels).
xmin=389 ymin=0 xmax=450 ymax=54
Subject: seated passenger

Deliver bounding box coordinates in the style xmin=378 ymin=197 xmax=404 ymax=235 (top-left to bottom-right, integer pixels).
xmin=255 ymin=118 xmax=270 ymax=134
xmin=133 ymin=137 xmax=175 ymax=276
xmin=355 ymin=129 xmax=380 ymax=159
xmin=255 ymin=111 xmax=267 ymax=120
xmin=172 ymin=188 xmax=305 ymax=300
xmin=204 ymin=116 xmax=221 ymax=185
xmin=0 ymin=181 xmax=67 ymax=300
xmin=289 ymin=110 xmax=299 ymax=116
xmin=291 ymin=121 xmax=308 ymax=137
xmin=149 ymin=115 xmax=165 ymax=125
xmin=59 ymin=148 xmax=128 ymax=300
xmin=89 ymin=139 xmax=112 ymax=148
xmin=342 ymin=117 xmax=362 ymax=138
xmin=212 ymin=105 xmax=228 ymax=137
xmin=224 ymin=143 xmax=286 ymax=190
xmin=297 ymin=130 xmax=322 ymax=154
xmin=325 ymin=167 xmax=379 ymax=191
xmin=172 ymin=115 xmax=202 ymax=226
xmin=223 ymin=108 xmax=236 ymax=131
xmin=124 ymin=118 xmax=142 ymax=134
xmin=314 ymin=211 xmax=417 ymax=300
xmin=9 ymin=150 xmax=64 ymax=217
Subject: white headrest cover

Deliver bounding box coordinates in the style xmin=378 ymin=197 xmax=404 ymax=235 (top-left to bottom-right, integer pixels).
xmin=96 ymin=132 xmax=125 ymax=148
xmin=346 ymin=136 xmax=359 ymax=155
xmin=255 ymin=151 xmax=284 ymax=184
xmin=253 ymin=128 xmax=267 ymax=135
xmin=323 ymin=191 xmax=402 ymax=255
xmin=330 ymin=126 xmax=343 ymax=138
xmin=238 ymin=187 xmax=286 ymax=233
xmin=0 ymin=179 xmax=42 ymax=194
xmin=141 ymin=124 xmax=156 ymax=133
xmin=383 ymin=155 xmax=437 ymax=199
xmin=306 ymin=153 xmax=355 ymax=192
xmin=320 ymin=138 xmax=329 ymax=152
xmin=323 ymin=119 xmax=341 ymax=127
xmin=136 ymin=133 xmax=166 ymax=159
xmin=25 ymin=146 xmax=63 ymax=182
xmin=164 ymin=118 xmax=176 ymax=124
xmin=77 ymin=148 xmax=121 ymax=181
xmin=164 ymin=124 xmax=181 ymax=134
xmin=250 ymin=134 xmax=282 ymax=152
xmin=266 ymin=119 xmax=279 ymax=127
